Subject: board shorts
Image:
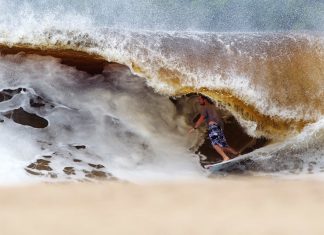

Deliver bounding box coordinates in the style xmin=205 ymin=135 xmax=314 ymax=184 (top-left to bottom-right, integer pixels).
xmin=208 ymin=123 xmax=229 ymax=148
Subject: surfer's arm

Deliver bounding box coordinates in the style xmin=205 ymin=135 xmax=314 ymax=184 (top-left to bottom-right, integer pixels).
xmin=188 ymin=115 xmax=205 ymax=134
xmin=194 ymin=115 xmax=205 ymax=129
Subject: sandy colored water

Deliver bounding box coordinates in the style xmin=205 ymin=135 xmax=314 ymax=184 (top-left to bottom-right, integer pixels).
xmin=0 ymin=178 xmax=324 ymax=235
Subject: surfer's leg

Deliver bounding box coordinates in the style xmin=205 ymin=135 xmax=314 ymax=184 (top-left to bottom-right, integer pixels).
xmin=223 ymin=147 xmax=240 ymax=156
xmin=213 ymin=145 xmax=230 ymax=161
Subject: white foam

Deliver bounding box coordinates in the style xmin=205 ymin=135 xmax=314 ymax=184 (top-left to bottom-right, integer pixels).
xmin=0 ymin=54 xmax=205 ymax=184
xmin=0 ymin=22 xmax=322 ymax=127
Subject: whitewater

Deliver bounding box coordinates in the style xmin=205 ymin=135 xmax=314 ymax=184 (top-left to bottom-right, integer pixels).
xmin=0 ymin=1 xmax=323 ymax=184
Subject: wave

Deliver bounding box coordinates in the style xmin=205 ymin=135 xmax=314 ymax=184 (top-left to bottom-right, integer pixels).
xmin=1 ymin=30 xmax=323 ymax=137
xmin=0 ymin=29 xmax=323 ymax=182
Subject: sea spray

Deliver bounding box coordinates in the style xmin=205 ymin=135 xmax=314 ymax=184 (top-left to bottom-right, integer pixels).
xmin=0 ymin=54 xmax=204 ymax=184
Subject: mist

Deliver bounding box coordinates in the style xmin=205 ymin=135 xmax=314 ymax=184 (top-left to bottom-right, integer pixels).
xmin=0 ymin=0 xmax=323 ymax=32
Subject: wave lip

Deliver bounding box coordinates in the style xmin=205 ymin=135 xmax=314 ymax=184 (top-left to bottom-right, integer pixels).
xmin=2 ymin=30 xmax=323 ymax=139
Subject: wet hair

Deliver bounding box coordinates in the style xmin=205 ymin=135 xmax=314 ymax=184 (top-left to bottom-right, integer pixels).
xmin=199 ymin=94 xmax=214 ymax=104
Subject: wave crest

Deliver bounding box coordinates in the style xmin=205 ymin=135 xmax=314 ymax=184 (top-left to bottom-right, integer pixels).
xmin=1 ymin=29 xmax=323 ymax=139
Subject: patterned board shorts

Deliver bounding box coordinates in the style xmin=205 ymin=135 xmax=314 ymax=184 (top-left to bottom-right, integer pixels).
xmin=208 ymin=123 xmax=229 ymax=148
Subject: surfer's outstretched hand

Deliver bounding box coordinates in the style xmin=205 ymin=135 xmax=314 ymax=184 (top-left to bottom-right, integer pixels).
xmin=188 ymin=127 xmax=196 ymax=134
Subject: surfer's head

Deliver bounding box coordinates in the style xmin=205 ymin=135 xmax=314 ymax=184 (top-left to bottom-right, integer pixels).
xmin=198 ymin=95 xmax=213 ymax=106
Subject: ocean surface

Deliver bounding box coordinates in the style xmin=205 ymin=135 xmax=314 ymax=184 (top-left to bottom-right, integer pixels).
xmin=0 ymin=1 xmax=323 ymax=184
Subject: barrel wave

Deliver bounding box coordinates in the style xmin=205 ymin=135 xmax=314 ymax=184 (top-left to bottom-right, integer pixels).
xmin=0 ymin=28 xmax=323 ymax=182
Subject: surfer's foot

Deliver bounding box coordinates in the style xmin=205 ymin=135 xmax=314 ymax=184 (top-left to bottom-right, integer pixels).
xmin=232 ymin=151 xmax=241 ymax=157
xmin=222 ymin=157 xmax=230 ymax=162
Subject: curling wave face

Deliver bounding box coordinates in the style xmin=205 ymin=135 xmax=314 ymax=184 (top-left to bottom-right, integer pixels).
xmin=0 ymin=27 xmax=324 ymax=181
xmin=1 ymin=29 xmax=323 ymax=138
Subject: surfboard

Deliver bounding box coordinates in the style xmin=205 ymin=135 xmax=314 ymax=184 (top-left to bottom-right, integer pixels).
xmin=204 ymin=154 xmax=251 ymax=172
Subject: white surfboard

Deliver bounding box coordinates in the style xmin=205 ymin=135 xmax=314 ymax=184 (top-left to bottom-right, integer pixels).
xmin=204 ymin=154 xmax=250 ymax=172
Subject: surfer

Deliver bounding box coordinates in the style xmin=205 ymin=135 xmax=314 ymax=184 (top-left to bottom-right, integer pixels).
xmin=189 ymin=95 xmax=239 ymax=162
